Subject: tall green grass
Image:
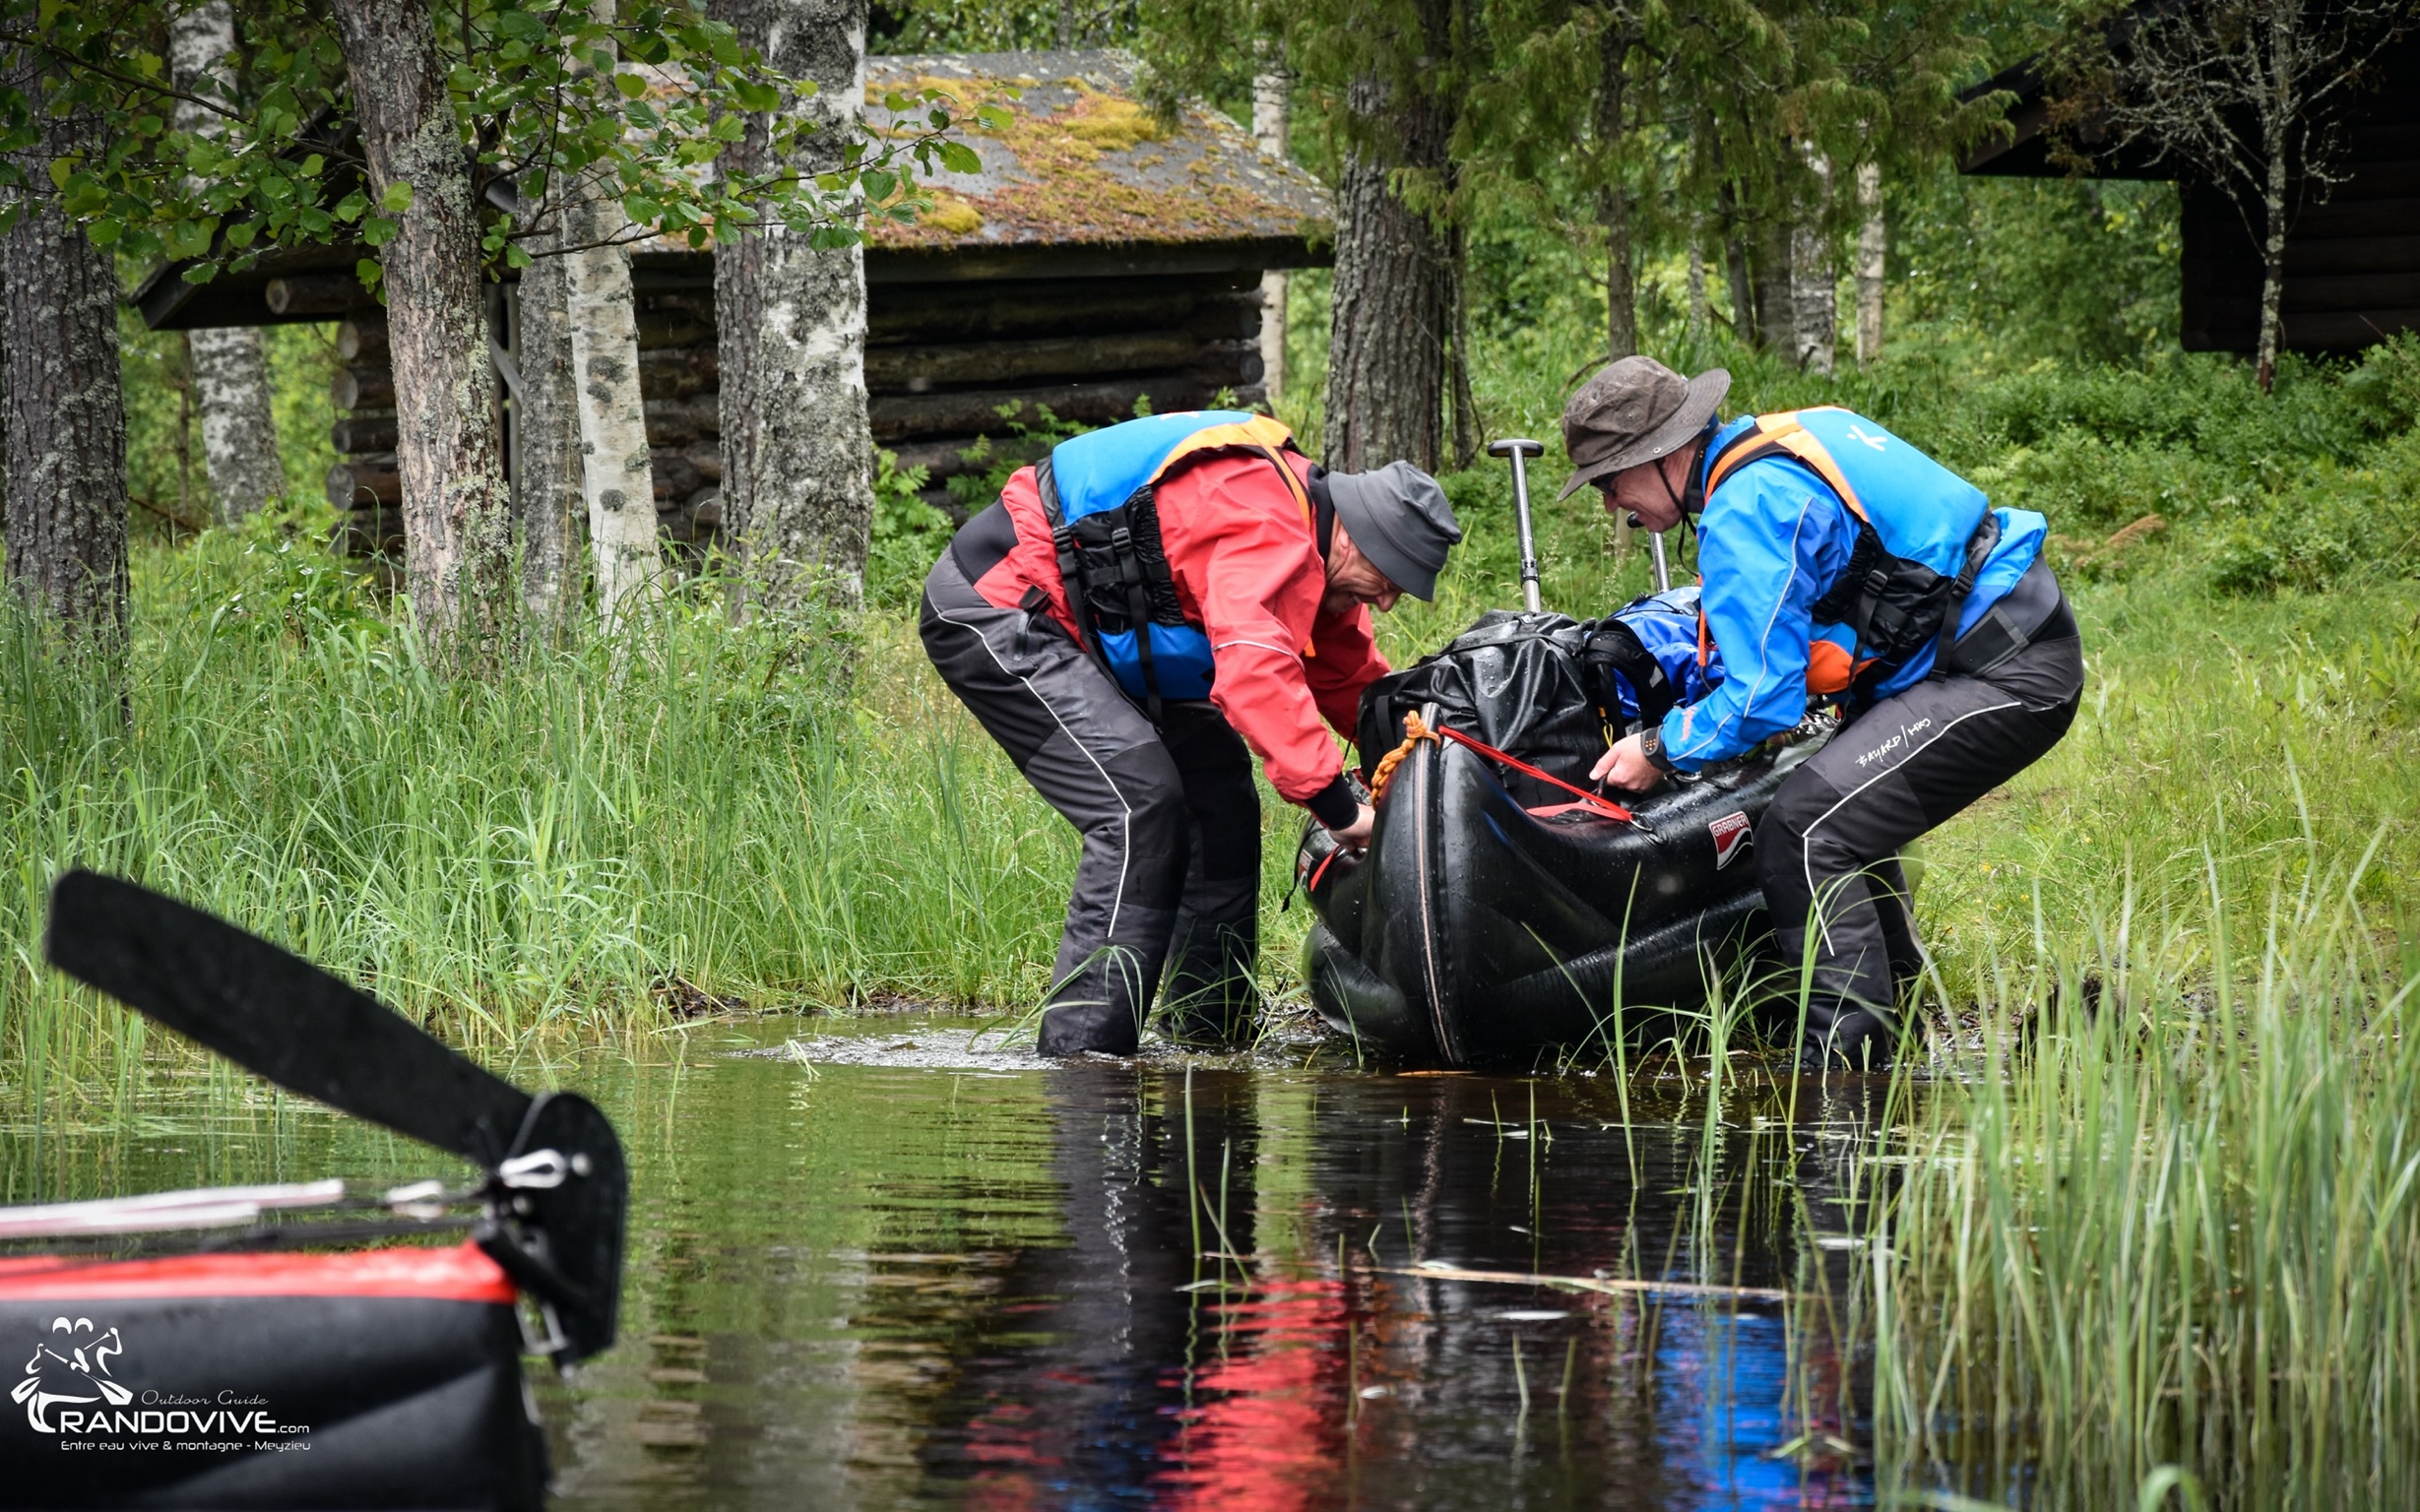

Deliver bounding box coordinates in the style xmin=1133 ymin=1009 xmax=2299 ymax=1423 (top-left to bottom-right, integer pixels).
xmin=0 ymin=523 xmax=1086 ymax=1102
xmin=1865 ymin=836 xmax=2420 ymax=1509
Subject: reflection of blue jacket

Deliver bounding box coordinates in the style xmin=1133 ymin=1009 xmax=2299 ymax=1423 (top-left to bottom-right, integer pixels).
xmin=1661 ymin=412 xmax=2046 ymax=771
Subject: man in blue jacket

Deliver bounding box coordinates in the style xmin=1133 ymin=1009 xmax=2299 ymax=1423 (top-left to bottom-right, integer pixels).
xmin=1562 ymin=357 xmax=2083 ymax=1069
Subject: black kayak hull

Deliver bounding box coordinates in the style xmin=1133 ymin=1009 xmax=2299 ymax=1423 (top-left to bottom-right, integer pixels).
xmin=0 ymin=1243 xmax=544 ymax=1510
xmin=1301 ymin=736 xmax=1794 ymax=1065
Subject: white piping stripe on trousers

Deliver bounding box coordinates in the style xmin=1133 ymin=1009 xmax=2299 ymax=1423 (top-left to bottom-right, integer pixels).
xmin=936 ymin=600 xmax=1138 ymax=948
xmin=1796 ymin=696 xmax=2024 ymax=954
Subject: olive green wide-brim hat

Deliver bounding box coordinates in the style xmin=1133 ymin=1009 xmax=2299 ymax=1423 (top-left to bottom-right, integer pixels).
xmin=1558 ymin=356 xmax=1732 ymax=500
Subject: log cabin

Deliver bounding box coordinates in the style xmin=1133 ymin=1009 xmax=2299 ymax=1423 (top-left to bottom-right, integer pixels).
xmin=132 ymin=49 xmax=1333 ymax=559
xmin=1961 ymin=32 xmax=2420 ymax=356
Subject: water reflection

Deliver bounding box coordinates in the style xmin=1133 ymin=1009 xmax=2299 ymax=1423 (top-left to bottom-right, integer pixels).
xmin=544 ymin=1027 xmax=1883 ymax=1510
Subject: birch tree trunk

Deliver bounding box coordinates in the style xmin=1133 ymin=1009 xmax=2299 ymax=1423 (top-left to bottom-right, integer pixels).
xmin=562 ymin=8 xmax=660 ymax=629
xmin=1325 ymin=72 xmax=1451 ymax=472
xmin=1791 ymin=152 xmax=1835 ymax=376
xmin=1252 ymin=66 xmax=1289 ymax=406
xmin=1 ymin=57 xmax=128 ymax=648
xmin=713 ymin=0 xmax=875 ymax=613
xmin=513 ymin=229 xmax=580 ymax=631
xmin=330 ymin=0 xmax=515 ymax=660
xmin=565 ymin=195 xmax=661 ymax=629
xmin=1855 ymin=159 xmax=1884 ymax=365
xmin=170 ymin=0 xmax=283 ymax=525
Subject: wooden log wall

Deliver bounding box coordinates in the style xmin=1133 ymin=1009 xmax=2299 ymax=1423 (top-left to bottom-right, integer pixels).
xmin=325 ymin=263 xmax=1271 ymax=560
xmin=868 ymin=268 xmax=1266 ymax=518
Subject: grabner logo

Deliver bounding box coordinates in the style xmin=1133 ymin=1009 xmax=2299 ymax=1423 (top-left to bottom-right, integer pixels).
xmin=1708 ymin=811 xmax=1753 ymax=870
xmin=12 ymin=1317 xmax=297 ymax=1442
xmin=14 ymin=1317 xmax=131 ymax=1431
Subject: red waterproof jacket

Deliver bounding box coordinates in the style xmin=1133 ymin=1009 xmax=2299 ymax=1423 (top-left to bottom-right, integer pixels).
xmin=969 ymin=448 xmax=1390 ymax=815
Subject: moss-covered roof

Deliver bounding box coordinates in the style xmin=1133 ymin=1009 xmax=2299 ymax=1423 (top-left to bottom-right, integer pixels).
xmin=860 ymin=50 xmax=1331 ymax=253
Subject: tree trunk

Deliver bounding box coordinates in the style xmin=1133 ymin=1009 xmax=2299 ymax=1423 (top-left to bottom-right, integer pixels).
xmin=2256 ymin=106 xmax=2290 ymax=392
xmin=1324 ymin=72 xmax=1451 ymax=472
xmin=713 ymin=0 xmax=876 ymax=612
xmin=1 ymin=58 xmax=127 ymax=647
xmin=1791 ymin=151 xmax=1835 ymax=376
xmin=1753 ymin=218 xmax=1793 ymax=357
xmin=1448 ymin=224 xmax=1480 ymax=469
xmin=330 ymin=0 xmax=515 ymax=659
xmin=1596 ymin=21 xmax=1637 ymax=364
xmin=565 ymin=190 xmax=662 ymax=628
xmin=1855 ymin=159 xmax=1884 ymax=365
xmin=513 ymin=229 xmax=580 ymax=631
xmin=1686 ymin=233 xmax=1709 ymax=346
xmin=1252 ymin=65 xmax=1289 ymax=406
xmin=565 ymin=6 xmax=661 ymax=629
xmin=1725 ymin=231 xmax=1758 ymax=348
xmin=171 ymin=0 xmax=284 ymax=524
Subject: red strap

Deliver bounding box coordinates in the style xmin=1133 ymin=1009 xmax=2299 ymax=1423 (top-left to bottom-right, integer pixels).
xmin=1431 ymin=724 xmax=1637 ymax=824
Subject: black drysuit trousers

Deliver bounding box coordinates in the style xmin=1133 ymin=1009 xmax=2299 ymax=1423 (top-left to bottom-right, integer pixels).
xmin=1755 ymin=606 xmax=2085 ymax=1066
xmin=921 ymin=550 xmax=1263 ymax=1056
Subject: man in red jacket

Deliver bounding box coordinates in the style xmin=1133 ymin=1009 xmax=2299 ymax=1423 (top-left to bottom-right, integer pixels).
xmin=921 ymin=411 xmax=1462 ymax=1056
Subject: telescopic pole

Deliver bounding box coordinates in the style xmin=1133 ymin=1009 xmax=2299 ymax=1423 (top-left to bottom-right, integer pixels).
xmin=1487 ymin=438 xmax=1548 ymax=612
xmin=1648 ymin=531 xmax=1672 ymax=594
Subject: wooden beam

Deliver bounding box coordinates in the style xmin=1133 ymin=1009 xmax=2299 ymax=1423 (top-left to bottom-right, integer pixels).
xmin=337 ymin=318 xmax=388 ymax=363
xmin=326 ymin=462 xmax=402 ymax=507
xmin=266 ymin=274 xmax=378 ymax=317
xmin=331 ymin=366 xmax=396 ymax=410
xmin=867 ymin=331 xmax=1213 ymax=391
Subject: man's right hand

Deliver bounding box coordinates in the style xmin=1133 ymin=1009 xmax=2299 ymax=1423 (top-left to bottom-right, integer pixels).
xmin=1330 ymin=802 xmax=1376 ymax=850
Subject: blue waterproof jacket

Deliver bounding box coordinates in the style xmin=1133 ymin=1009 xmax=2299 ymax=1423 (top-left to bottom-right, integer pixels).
xmin=1660 ymin=410 xmax=2046 ymax=771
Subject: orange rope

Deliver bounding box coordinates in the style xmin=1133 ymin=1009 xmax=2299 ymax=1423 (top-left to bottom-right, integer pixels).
xmin=1368 ymin=709 xmax=1639 ymax=825
xmin=1367 ymin=710 xmax=1437 ymax=807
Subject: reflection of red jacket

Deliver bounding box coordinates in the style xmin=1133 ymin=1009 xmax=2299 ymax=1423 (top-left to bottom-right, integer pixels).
xmin=970 ymin=449 xmax=1390 ymax=808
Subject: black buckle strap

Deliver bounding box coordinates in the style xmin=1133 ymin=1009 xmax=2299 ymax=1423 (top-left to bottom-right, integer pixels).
xmin=1110 ymin=525 xmax=1165 ymax=722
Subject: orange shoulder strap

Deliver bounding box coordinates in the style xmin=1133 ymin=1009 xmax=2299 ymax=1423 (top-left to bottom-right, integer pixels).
xmin=1703 ymin=411 xmax=1871 ymax=524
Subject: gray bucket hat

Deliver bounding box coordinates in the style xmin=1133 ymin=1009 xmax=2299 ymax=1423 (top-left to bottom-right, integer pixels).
xmin=1327 ymin=461 xmax=1462 ymax=600
xmin=1558 ymin=356 xmax=1731 ymax=499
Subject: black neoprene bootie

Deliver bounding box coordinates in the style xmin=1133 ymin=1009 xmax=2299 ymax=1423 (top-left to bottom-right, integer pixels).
xmin=1037 ymin=998 xmax=1142 ymax=1057
xmin=1799 ymin=1002 xmax=1897 ymax=1074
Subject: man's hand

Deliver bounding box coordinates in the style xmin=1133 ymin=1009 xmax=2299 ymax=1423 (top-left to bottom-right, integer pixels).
xmin=1330 ymin=801 xmax=1376 ymax=850
xmin=1590 ymin=733 xmax=1667 ymax=793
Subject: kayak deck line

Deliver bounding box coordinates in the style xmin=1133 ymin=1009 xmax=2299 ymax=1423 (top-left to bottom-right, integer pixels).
xmin=0 ymin=1178 xmax=349 ymax=1238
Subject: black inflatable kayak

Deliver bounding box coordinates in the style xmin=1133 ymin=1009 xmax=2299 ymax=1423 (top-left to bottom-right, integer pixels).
xmin=0 ymin=871 xmax=627 ymax=1510
xmin=1297 ymin=603 xmax=1832 ymax=1065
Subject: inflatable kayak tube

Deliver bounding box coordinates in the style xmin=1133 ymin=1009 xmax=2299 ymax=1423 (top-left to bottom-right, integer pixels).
xmin=0 ymin=1241 xmax=546 ymax=1510
xmin=1300 ymin=735 xmax=1806 ymax=1066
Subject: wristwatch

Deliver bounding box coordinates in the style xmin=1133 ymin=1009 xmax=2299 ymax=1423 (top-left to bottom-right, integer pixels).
xmin=1637 ymin=724 xmax=1679 ymax=774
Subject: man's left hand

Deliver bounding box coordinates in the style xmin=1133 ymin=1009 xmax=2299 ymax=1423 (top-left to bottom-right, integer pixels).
xmin=1590 ymin=732 xmax=1667 ymax=793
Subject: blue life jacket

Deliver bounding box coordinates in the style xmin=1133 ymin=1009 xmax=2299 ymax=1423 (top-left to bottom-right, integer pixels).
xmin=1039 ymin=410 xmax=1310 ymax=717
xmin=1704 ymin=408 xmax=1999 ymax=680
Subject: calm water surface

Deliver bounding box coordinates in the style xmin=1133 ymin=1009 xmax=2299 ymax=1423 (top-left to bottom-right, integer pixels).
xmin=0 ymin=1014 xmax=1895 ymax=1510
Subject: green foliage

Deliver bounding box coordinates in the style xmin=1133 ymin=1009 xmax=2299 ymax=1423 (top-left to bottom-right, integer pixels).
xmin=865 ymin=449 xmax=953 ymax=608
xmin=1891 ymin=168 xmax=2181 ymax=365
xmin=0 ymin=0 xmax=990 ymax=284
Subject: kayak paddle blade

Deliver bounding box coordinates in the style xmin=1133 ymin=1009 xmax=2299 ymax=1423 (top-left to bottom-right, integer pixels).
xmin=42 ymin=869 xmax=535 ymax=1170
